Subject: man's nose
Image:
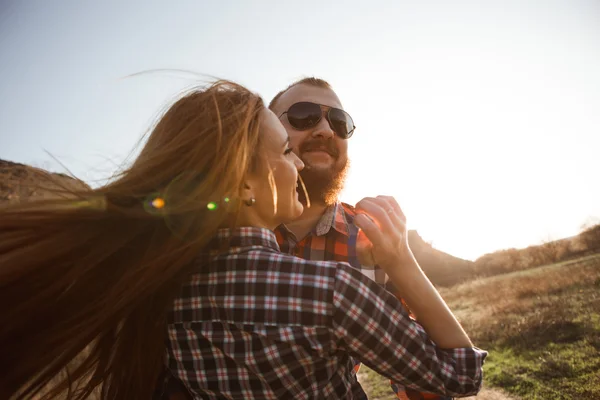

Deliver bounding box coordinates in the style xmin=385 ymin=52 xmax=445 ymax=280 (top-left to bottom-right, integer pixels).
xmin=311 ymin=113 xmax=335 ymax=139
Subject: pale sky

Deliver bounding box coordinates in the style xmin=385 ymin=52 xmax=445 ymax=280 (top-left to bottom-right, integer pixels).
xmin=1 ymin=0 xmax=599 ymax=260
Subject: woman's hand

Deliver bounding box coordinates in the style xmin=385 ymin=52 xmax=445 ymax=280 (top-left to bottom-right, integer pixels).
xmin=354 ymin=195 xmax=416 ymax=272
xmin=355 ymin=195 xmax=473 ymax=349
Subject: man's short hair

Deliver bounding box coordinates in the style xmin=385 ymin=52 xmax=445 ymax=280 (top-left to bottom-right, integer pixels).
xmin=268 ymin=77 xmax=332 ymax=110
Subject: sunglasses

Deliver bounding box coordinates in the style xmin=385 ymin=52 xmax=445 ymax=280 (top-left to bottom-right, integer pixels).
xmin=279 ymin=102 xmax=356 ymax=139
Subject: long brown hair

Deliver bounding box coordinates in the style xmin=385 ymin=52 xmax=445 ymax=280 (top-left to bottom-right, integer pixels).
xmin=0 ymin=81 xmax=265 ymax=399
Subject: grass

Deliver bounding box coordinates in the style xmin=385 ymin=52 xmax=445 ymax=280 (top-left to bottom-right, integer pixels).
xmin=358 ymin=253 xmax=600 ymax=399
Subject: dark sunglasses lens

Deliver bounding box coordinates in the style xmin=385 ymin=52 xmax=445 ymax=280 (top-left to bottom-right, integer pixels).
xmin=286 ymin=102 xmax=322 ymax=130
xmin=329 ymin=108 xmax=355 ymax=139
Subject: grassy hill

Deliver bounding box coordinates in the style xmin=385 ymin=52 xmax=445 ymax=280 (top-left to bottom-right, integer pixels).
xmin=358 ymin=253 xmax=600 ymax=399
xmin=409 ymin=223 xmax=600 ymax=290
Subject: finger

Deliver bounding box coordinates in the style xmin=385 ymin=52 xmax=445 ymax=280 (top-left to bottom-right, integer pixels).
xmin=375 ymin=198 xmax=407 ymax=237
xmin=354 ymin=213 xmax=385 ymax=249
xmin=376 ymin=195 xmax=406 ymax=223
xmin=355 ymin=198 xmax=394 ymax=233
xmin=357 ymin=197 xmax=407 ymax=236
xmin=374 ymin=196 xmax=406 ymax=231
xmin=366 ymin=197 xmax=408 ymax=244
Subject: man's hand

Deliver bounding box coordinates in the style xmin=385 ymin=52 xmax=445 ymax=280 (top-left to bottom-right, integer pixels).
xmin=354 ymin=196 xmax=416 ymax=272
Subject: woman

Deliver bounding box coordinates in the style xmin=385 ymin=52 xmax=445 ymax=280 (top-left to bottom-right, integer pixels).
xmin=0 ymin=81 xmax=485 ymax=399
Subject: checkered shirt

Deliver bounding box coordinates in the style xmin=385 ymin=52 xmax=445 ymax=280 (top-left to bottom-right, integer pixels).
xmin=275 ymin=203 xmax=459 ymax=400
xmin=165 ymin=226 xmax=487 ymax=399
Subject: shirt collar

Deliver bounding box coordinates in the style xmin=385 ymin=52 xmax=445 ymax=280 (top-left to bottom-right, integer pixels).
xmin=314 ymin=202 xmax=351 ymax=237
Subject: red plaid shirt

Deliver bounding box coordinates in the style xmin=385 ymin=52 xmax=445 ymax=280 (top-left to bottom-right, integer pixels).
xmin=164 ymin=226 xmax=486 ymax=399
xmin=275 ymin=203 xmax=459 ymax=400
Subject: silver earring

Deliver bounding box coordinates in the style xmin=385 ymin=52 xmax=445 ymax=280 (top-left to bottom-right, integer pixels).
xmin=244 ymin=198 xmax=256 ymax=206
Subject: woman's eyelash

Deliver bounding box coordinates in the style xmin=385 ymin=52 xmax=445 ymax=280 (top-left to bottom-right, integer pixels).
xmin=284 ymin=148 xmax=294 ymax=155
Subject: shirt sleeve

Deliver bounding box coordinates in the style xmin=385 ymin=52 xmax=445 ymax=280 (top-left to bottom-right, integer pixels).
xmin=331 ymin=264 xmax=487 ymax=398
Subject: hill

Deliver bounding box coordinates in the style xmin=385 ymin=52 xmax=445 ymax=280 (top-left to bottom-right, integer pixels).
xmin=407 ymin=230 xmax=476 ymax=287
xmin=0 ymin=159 xmax=90 ymax=205
xmin=411 ymin=225 xmax=600 ymax=288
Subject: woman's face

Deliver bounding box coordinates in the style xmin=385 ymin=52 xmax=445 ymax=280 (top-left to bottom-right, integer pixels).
xmin=242 ymin=109 xmax=305 ymax=229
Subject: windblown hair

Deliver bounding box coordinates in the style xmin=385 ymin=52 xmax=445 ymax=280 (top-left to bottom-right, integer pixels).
xmin=0 ymin=81 xmax=265 ymax=399
xmin=268 ymin=77 xmax=331 ymax=110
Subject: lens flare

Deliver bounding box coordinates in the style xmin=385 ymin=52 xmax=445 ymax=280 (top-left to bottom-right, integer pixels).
xmin=143 ymin=193 xmax=166 ymax=215
xmin=151 ymin=197 xmax=165 ymax=209
xmin=207 ymin=202 xmax=217 ymax=211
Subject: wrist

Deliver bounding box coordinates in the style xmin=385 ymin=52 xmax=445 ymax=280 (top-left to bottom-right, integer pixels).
xmin=381 ymin=251 xmax=423 ymax=285
xmin=380 ymin=247 xmax=419 ymax=272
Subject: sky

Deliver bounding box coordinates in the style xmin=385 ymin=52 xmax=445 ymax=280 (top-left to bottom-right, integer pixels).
xmin=1 ymin=0 xmax=599 ymax=260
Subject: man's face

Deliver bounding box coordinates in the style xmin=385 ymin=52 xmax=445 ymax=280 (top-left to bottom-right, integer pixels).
xmin=272 ymin=84 xmax=350 ymax=206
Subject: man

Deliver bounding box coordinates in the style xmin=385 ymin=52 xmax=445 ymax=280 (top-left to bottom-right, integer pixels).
xmin=269 ymin=77 xmax=450 ymax=400
xmin=161 ymin=78 xmax=456 ymax=400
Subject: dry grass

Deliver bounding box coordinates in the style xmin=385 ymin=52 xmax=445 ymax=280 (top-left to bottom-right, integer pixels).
xmin=440 ymin=254 xmax=600 ymax=348
xmin=447 ymin=254 xmax=600 ymax=399
xmin=464 ymin=387 xmax=519 ymax=400
xmin=357 ymin=367 xmax=517 ymax=400
xmin=358 ymin=254 xmax=600 ymax=399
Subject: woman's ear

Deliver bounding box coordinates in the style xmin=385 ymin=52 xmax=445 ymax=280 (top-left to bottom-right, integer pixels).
xmin=240 ymin=182 xmax=256 ymax=207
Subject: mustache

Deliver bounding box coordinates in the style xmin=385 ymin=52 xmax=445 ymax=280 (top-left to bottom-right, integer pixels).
xmin=299 ymin=139 xmax=339 ymax=158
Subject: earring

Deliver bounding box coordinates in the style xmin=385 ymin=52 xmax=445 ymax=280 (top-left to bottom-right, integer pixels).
xmin=244 ymin=197 xmax=256 ymax=206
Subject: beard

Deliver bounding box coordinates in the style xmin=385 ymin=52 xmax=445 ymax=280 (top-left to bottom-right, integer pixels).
xmin=296 ymin=138 xmax=350 ymax=206
xmin=298 ymin=160 xmax=349 ymax=206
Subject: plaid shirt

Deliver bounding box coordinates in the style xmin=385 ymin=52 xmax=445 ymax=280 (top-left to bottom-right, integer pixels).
xmin=275 ymin=203 xmax=457 ymax=400
xmin=165 ymin=226 xmax=486 ymax=399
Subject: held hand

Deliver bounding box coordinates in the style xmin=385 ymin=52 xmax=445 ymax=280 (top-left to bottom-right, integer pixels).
xmin=355 ymin=197 xmax=475 ymax=351
xmin=354 ymin=196 xmax=415 ymax=272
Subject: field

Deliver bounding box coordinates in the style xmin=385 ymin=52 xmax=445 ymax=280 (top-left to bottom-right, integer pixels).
xmin=357 ymin=254 xmax=600 ymax=399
